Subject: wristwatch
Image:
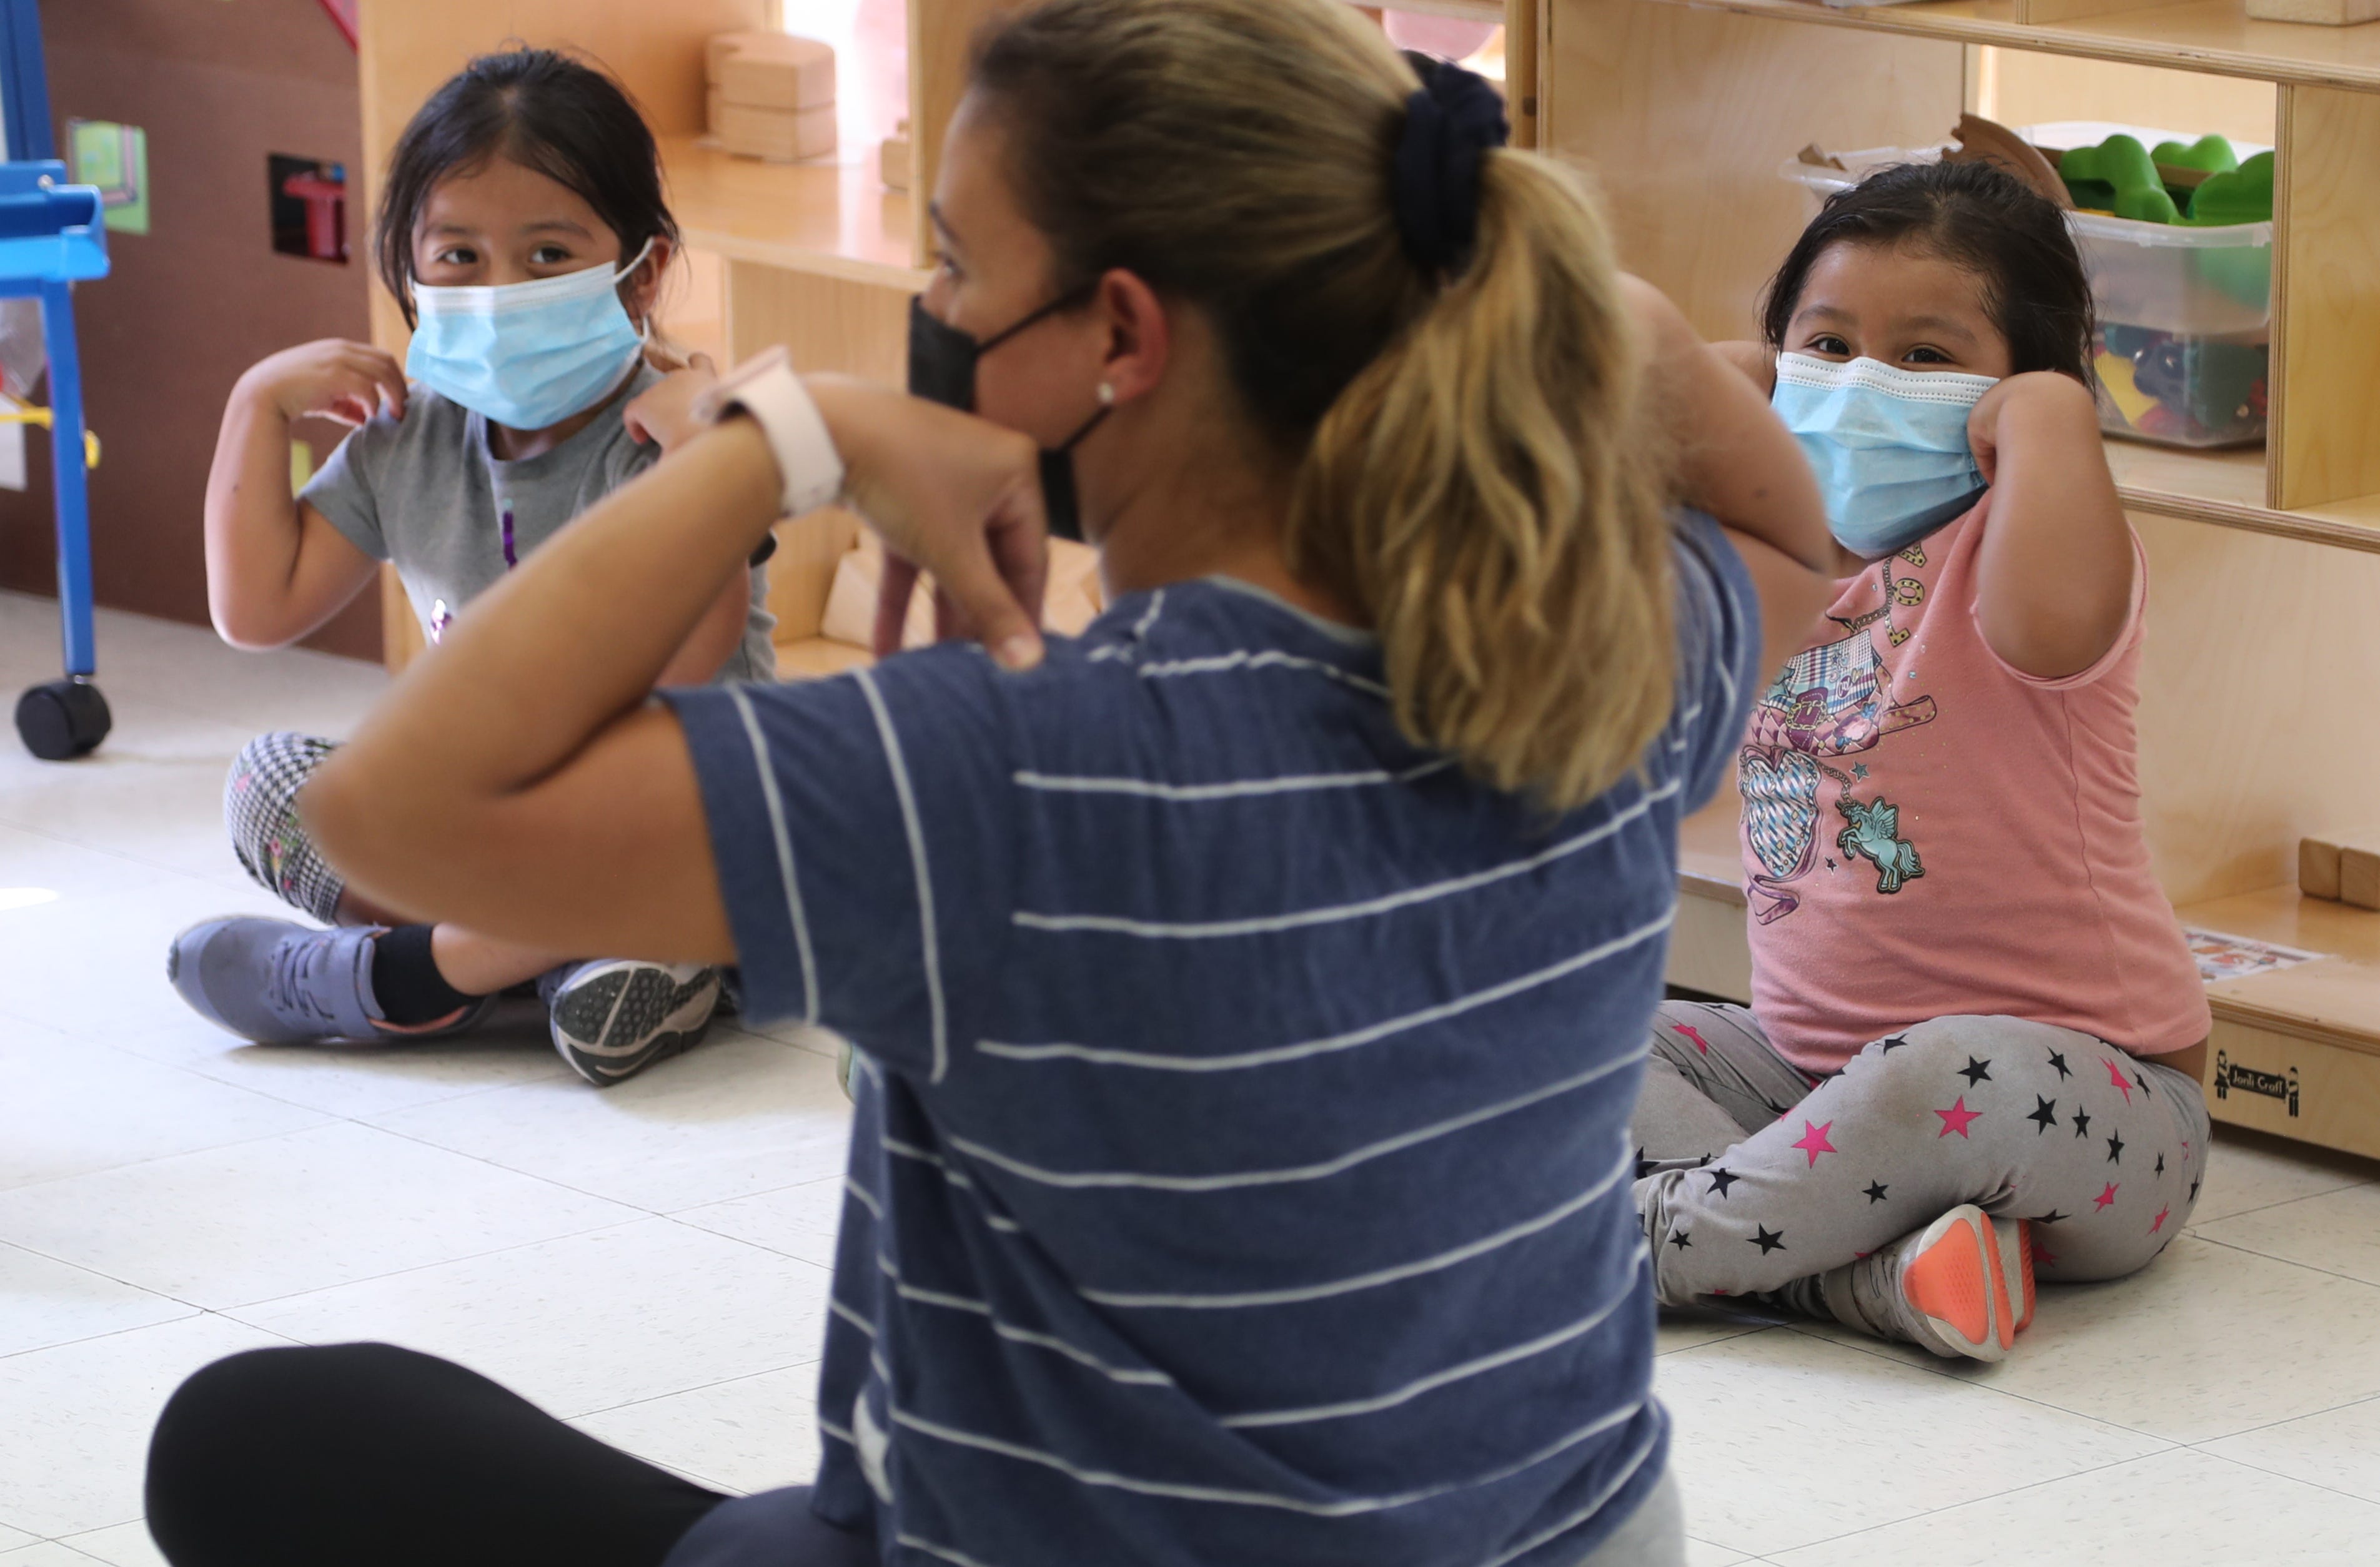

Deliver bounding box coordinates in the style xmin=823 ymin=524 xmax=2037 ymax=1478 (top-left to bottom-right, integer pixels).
xmin=689 ymin=347 xmax=846 ymax=519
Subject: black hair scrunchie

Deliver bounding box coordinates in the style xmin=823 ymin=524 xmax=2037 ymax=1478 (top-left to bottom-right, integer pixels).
xmin=1391 ymin=53 xmax=1512 ymax=279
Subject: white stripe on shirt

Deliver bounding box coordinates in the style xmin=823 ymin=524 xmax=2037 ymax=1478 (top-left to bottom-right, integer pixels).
xmin=726 ymin=685 xmax=819 ymax=1023
xmin=1081 ymin=1147 xmax=1633 ymax=1309
xmin=1134 ymin=648 xmax=1391 ymax=698
xmin=855 ymin=668 xmax=950 ymax=1082
xmin=1011 ymin=758 xmax=1453 ymax=801
xmin=979 ymin=907 xmax=1674 ymax=1071
xmin=1480 ymin=1417 xmax=1666 ymax=1567
xmin=945 ymin=1044 xmax=1647 ymax=1191
xmin=1011 ymin=776 xmax=1680 ymax=937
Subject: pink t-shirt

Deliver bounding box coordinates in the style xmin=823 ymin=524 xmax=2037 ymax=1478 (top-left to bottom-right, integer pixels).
xmin=1738 ymin=495 xmax=2209 ymax=1074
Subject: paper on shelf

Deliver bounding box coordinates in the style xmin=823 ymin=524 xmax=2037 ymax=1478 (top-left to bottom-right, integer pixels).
xmin=2185 ymin=926 xmax=2322 ymax=984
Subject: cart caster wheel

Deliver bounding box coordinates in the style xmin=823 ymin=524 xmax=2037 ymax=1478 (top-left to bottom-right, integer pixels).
xmin=16 ymin=677 xmax=111 ymax=760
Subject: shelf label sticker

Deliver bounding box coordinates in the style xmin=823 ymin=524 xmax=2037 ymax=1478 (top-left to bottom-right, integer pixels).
xmin=2213 ymin=1052 xmax=2300 ymax=1117
xmin=66 ymin=120 xmax=149 ymax=236
xmin=2184 ymin=926 xmax=2321 ymax=985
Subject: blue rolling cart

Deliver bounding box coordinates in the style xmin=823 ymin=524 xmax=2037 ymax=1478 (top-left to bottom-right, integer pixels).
xmin=2 ymin=0 xmax=112 ymax=759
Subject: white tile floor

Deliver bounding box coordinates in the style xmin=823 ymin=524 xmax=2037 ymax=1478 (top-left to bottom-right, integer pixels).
xmin=4 ymin=588 xmax=2379 ymax=1566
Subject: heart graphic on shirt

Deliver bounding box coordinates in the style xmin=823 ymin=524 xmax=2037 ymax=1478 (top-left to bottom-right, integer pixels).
xmin=1739 ymin=747 xmax=1823 ymax=883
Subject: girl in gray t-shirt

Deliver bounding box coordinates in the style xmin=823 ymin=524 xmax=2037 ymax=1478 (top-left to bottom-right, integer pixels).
xmin=169 ymin=49 xmax=773 ymax=1087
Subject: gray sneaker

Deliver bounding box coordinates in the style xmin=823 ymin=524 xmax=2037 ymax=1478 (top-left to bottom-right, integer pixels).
xmin=167 ymin=917 xmax=494 ymax=1045
xmin=540 ymin=959 xmax=720 ymax=1087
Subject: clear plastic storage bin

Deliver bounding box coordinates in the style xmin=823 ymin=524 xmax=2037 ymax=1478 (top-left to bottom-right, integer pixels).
xmin=1781 ymin=132 xmax=2272 ymax=449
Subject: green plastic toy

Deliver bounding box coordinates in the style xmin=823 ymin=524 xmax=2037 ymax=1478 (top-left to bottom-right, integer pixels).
xmin=2150 ymin=134 xmax=2238 ymax=177
xmin=2057 ymin=134 xmax=2179 ymax=224
xmin=2184 ymin=150 xmax=2274 ymax=226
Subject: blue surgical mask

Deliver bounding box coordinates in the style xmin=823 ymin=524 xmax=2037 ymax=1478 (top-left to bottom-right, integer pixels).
xmin=406 ymin=239 xmax=653 ymax=431
xmin=1771 ymin=352 xmax=1995 ymax=558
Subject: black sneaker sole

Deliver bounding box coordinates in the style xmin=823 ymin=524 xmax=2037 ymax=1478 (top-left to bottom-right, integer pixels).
xmin=549 ymin=965 xmax=719 ymax=1088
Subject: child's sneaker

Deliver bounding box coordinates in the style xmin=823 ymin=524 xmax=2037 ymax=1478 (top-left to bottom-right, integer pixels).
xmin=167 ymin=917 xmax=494 ymax=1044
xmin=1821 ymin=1204 xmax=2014 ymax=1362
xmin=1993 ymin=1217 xmax=2036 ymax=1336
xmin=540 ymin=959 xmax=720 ymax=1087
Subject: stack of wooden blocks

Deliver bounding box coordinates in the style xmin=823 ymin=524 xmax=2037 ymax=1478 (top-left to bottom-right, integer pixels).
xmin=708 ymin=32 xmax=836 ymax=163
xmin=2301 ymin=833 xmax=2380 ymax=909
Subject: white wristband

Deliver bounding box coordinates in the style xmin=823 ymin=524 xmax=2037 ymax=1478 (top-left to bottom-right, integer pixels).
xmin=691 ymin=347 xmax=845 ymax=518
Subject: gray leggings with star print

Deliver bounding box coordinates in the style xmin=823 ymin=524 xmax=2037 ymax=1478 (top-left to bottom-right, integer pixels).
xmin=1632 ymin=1002 xmax=2210 ymax=1306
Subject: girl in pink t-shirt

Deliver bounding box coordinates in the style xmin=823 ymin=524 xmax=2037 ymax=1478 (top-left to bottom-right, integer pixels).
xmin=1633 ymin=159 xmax=2211 ymax=1361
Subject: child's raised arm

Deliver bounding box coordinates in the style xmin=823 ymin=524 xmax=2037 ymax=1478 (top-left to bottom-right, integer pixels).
xmin=1965 ymin=372 xmax=2133 ymax=680
xmin=203 ymin=341 xmax=400 ymax=649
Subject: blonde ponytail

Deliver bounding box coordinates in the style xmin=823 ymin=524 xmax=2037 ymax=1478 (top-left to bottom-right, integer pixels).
xmin=976 ymin=0 xmax=1674 ymax=811
xmin=1292 ymin=155 xmax=1674 ymax=811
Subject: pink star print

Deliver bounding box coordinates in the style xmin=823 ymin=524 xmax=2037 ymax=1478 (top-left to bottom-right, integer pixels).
xmin=2181 ymin=1139 xmax=2192 ymax=1162
xmin=1934 ymin=1097 xmax=1982 ymax=1139
xmin=2094 ymin=1182 xmax=2120 ymax=1211
xmin=1790 ymin=1119 xmax=1838 ymax=1168
xmin=1675 ymin=1024 xmax=1712 ymax=1056
xmin=2104 ymin=1058 xmax=2134 ymax=1102
xmin=2031 ymin=1232 xmax=2058 ymax=1267
xmin=2149 ymin=1204 xmax=2171 ymax=1235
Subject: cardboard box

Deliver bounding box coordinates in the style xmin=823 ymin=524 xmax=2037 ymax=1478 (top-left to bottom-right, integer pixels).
xmin=707 ymin=32 xmax=835 ymax=109
xmin=714 ymin=100 xmax=838 ymax=163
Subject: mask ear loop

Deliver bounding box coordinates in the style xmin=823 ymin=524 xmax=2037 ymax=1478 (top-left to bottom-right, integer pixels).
xmin=613 ymin=236 xmax=662 ymax=340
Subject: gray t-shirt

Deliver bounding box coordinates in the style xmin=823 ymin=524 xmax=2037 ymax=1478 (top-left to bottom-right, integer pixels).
xmin=302 ymin=363 xmax=776 ymax=683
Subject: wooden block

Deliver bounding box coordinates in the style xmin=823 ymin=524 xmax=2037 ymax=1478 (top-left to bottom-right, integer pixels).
xmin=2247 ymin=0 xmax=2380 ymax=24
xmin=2303 ymin=835 xmax=2346 ymax=900
xmin=880 ymin=129 xmax=912 ymax=194
xmin=707 ymin=31 xmax=835 ymax=109
xmin=2344 ymin=844 xmax=2380 ymax=910
xmin=715 ymin=101 xmax=838 ymax=162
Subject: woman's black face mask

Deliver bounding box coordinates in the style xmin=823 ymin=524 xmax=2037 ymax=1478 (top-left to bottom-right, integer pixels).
xmin=906 ymin=290 xmax=1107 ymax=541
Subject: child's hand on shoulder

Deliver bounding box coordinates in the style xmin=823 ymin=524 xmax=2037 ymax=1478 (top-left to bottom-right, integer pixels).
xmin=624 ymin=353 xmax=721 ymax=453
xmin=1966 ymin=370 xmax=2100 ymax=487
xmin=238 ymin=340 xmax=407 ymax=428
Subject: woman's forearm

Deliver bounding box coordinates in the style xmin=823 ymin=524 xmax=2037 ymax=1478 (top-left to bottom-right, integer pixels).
xmin=303 ymin=419 xmax=782 ymax=901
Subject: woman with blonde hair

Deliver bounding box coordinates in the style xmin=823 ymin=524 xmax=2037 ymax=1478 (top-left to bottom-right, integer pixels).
xmin=145 ymin=1 xmax=1830 ymax=1563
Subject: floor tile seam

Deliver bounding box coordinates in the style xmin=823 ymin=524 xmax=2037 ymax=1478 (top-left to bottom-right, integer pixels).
xmin=352 ymin=1115 xmax=855 ymax=1231
xmin=2189 ymin=1179 xmax=2380 ymax=1228
xmin=69 ymin=1033 xmax=357 ymax=1128
xmin=664 ymin=1170 xmax=851 ymax=1223
xmin=2190 ymin=1232 xmax=2380 ymax=1294
xmin=1742 ymin=1446 xmax=2193 ymax=1560
xmin=206 ymin=1210 xmax=666 ymax=1318
xmin=560 ymin=1352 xmax=828 ymax=1424
xmin=0 ymin=818 xmax=202 ymax=883
xmin=2186 ymin=1386 xmax=2380 ymax=1447
xmin=0 ymin=1305 xmax=304 ymax=1370
xmin=1768 ymin=1321 xmax=2195 ymax=1441
xmin=1654 ymin=1323 xmax=1779 ymax=1358
xmin=2166 ymin=1442 xmax=2380 ymax=1514
xmin=0 ymin=1100 xmax=359 ymax=1204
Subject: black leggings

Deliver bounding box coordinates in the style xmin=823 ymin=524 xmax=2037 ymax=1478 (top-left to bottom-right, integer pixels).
xmin=146 ymin=1343 xmax=876 ymax=1567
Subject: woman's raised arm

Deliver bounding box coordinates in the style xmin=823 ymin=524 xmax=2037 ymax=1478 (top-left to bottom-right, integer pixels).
xmin=301 ymin=375 xmax=1050 ymax=962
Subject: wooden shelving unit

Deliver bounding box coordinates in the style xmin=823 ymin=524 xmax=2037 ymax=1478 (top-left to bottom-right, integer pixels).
xmin=659 ymin=135 xmax=924 ymax=290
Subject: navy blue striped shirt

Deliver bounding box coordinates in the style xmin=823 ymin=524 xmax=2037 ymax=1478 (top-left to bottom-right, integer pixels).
xmin=663 ymin=511 xmax=1758 ymax=1566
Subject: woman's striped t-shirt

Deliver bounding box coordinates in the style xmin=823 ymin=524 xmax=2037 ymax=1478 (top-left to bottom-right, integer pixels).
xmin=662 ymin=511 xmax=1759 ymax=1566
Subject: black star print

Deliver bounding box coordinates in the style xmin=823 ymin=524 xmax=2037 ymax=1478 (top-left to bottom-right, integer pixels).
xmin=1880 ymin=1034 xmax=1911 ymax=1053
xmin=1748 ymin=1226 xmax=1787 ymax=1255
xmin=2073 ymin=1107 xmax=2093 ymax=1139
xmin=2155 ymin=1152 xmax=2166 ymax=1177
xmin=1825 ymin=858 xmax=1838 ymax=871
xmin=1864 ymin=1181 xmax=1890 ymax=1204
xmin=2135 ymin=1070 xmax=2151 ymax=1097
xmin=2047 ymin=1049 xmax=2071 ymax=1080
xmin=2027 ymin=1095 xmax=2059 ymax=1134
xmin=2106 ymin=1130 xmax=2125 ymax=1165
xmin=2031 ymin=1209 xmax=2068 ymax=1225
xmin=1668 ymin=1229 xmax=1692 ymax=1250
xmin=1958 ymin=1056 xmax=1994 ymax=1086
xmin=2189 ymin=1178 xmax=2202 ymax=1203
xmin=1635 ymin=1146 xmax=1652 ymax=1179
xmin=1705 ymin=1167 xmax=1741 ymax=1198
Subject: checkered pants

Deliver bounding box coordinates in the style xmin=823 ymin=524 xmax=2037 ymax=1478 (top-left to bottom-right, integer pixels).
xmin=224 ymin=731 xmax=346 ymax=924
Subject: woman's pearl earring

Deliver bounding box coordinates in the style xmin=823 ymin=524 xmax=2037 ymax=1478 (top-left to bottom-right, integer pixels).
xmin=1097 ymin=382 xmax=1117 ymax=407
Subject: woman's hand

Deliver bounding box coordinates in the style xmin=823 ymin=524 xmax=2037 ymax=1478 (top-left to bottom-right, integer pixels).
xmin=625 ymin=354 xmax=723 ymax=453
xmin=237 ymin=340 xmax=407 ymax=428
xmin=807 ymin=377 xmax=1051 ymax=671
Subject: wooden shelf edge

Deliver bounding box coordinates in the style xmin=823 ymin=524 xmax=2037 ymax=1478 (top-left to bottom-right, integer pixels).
xmin=677 ymin=223 xmax=930 ymax=292
xmin=2118 ymin=481 xmax=2380 ymax=553
xmin=1660 ymin=0 xmax=2380 ymax=90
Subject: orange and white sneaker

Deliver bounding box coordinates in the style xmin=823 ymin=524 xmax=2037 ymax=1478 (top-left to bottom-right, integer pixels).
xmin=1824 ymin=1205 xmax=2015 ymax=1362
xmin=1993 ymin=1217 xmax=2036 ymax=1337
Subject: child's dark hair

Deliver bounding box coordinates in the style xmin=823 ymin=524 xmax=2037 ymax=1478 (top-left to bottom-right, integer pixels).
xmin=1760 ymin=159 xmax=2095 ymax=383
xmin=375 ymin=48 xmax=678 ymax=326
